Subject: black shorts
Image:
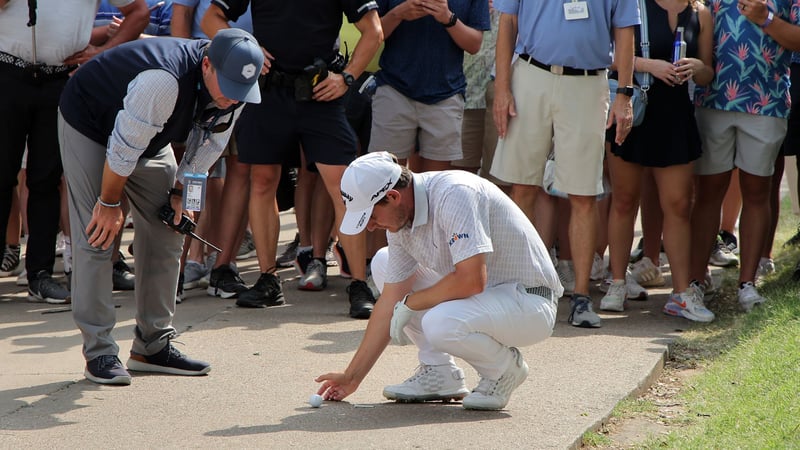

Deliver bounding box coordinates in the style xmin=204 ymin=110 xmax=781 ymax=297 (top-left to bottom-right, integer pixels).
xmin=342 ymin=72 xmax=374 ymax=153
xmin=235 ymin=86 xmax=357 ymax=166
xmin=783 ymin=63 xmax=800 ymax=157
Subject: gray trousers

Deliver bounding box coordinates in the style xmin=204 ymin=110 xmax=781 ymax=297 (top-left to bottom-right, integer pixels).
xmin=58 ymin=113 xmax=183 ymax=361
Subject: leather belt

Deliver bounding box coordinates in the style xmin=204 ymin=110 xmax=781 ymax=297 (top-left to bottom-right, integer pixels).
xmin=0 ymin=51 xmax=75 ymax=75
xmin=519 ymin=53 xmax=603 ymax=76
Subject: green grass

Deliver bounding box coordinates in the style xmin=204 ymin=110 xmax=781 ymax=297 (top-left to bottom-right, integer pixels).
xmin=637 ymin=197 xmax=800 ymax=449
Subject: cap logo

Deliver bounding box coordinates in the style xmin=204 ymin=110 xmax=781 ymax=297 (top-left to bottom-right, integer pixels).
xmin=341 ymin=190 xmax=353 ymax=202
xmin=370 ymin=179 xmax=393 ymax=202
xmin=241 ymin=63 xmax=257 ymax=79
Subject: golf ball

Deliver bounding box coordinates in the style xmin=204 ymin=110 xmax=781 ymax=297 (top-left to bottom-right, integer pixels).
xmin=309 ymin=394 xmax=324 ymax=408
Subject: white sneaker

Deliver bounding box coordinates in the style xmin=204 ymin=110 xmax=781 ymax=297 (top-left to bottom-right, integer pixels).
xmin=463 ymin=347 xmax=529 ymax=410
xmin=590 ymin=253 xmax=606 ymax=281
xmin=709 ymin=236 xmax=739 ymax=267
xmin=756 ymin=257 xmax=775 ymax=280
xmin=556 ymin=260 xmax=575 ymax=296
xmin=16 ymin=268 xmax=28 ymax=286
xmin=383 ymin=364 xmax=469 ymax=402
xmin=738 ymin=281 xmax=766 ymax=312
xmin=600 ymin=279 xmax=627 ymax=312
xmin=569 ymin=295 xmax=602 ymax=328
xmin=663 ymin=288 xmax=715 ymax=323
xmin=599 ymin=271 xmax=648 ymax=300
xmin=625 ymin=272 xmax=648 ymax=300
xmin=630 ymin=256 xmax=665 ymax=287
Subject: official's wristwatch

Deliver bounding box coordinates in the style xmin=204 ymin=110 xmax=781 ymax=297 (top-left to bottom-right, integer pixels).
xmin=443 ymin=12 xmax=457 ymax=28
xmin=342 ymin=71 xmax=355 ymax=87
xmin=615 ymin=86 xmax=635 ymax=97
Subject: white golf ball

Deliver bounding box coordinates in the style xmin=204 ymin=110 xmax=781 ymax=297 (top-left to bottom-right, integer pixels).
xmin=309 ymin=394 xmax=324 ymax=408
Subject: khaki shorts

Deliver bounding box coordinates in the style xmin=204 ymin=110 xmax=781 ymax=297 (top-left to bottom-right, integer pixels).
xmin=490 ymin=59 xmax=608 ymax=196
xmin=219 ymin=134 xmax=238 ymax=157
xmin=368 ymin=84 xmax=464 ymax=162
xmin=453 ymin=82 xmax=508 ymax=185
xmin=695 ymin=107 xmax=787 ymax=177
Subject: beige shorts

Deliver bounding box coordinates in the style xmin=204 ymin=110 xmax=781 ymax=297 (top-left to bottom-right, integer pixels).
xmin=368 ymin=84 xmax=464 ymax=161
xmin=490 ymin=59 xmax=609 ymax=196
xmin=219 ymin=134 xmax=238 ymax=157
xmin=694 ymin=107 xmax=787 ymax=177
xmin=452 ymin=82 xmax=508 ymax=185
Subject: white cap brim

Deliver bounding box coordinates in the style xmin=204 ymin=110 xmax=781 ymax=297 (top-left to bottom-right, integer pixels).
xmin=339 ymin=205 xmax=374 ymax=235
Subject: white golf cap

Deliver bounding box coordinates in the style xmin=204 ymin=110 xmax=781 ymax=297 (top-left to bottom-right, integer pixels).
xmin=339 ymin=152 xmax=402 ymax=235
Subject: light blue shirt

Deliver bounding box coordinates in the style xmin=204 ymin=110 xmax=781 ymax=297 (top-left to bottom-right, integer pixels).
xmin=172 ymin=0 xmax=252 ymax=38
xmin=494 ymin=0 xmax=640 ymax=69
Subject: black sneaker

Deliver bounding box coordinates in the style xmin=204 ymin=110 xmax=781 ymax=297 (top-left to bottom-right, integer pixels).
xmin=294 ymin=248 xmax=313 ymax=276
xmin=206 ymin=264 xmax=248 ymax=299
xmin=0 ymin=244 xmax=21 ymax=277
xmin=85 ymin=355 xmax=132 ymax=385
xmin=237 ymin=272 xmax=285 ymax=308
xmin=28 ymin=270 xmax=71 ymax=304
xmin=333 ymin=243 xmax=352 ymax=279
xmin=786 ymin=225 xmax=800 ymax=248
xmin=126 ymin=341 xmax=210 ymax=376
xmin=113 ymin=255 xmax=135 ymax=291
xmin=348 ymin=279 xmax=375 ymax=319
xmin=719 ymin=230 xmax=738 ymax=254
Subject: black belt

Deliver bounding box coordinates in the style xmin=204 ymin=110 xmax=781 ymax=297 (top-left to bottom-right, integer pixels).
xmin=265 ymin=71 xmax=301 ymax=88
xmin=525 ymin=286 xmax=553 ymax=300
xmin=519 ymin=54 xmax=603 ymax=76
xmin=0 ymin=51 xmax=76 ymax=76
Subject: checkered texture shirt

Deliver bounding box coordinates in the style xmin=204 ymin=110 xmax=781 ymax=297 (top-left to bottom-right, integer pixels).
xmin=385 ymin=171 xmax=563 ymax=297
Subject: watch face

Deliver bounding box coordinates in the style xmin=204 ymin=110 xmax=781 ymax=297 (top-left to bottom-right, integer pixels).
xmin=344 ymin=73 xmax=355 ymax=86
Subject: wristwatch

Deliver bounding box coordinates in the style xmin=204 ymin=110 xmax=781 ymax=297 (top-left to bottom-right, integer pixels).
xmin=615 ymin=86 xmax=635 ymax=97
xmin=342 ymin=71 xmax=355 ymax=87
xmin=443 ymin=12 xmax=457 ymax=28
xmin=761 ymin=10 xmax=774 ymax=28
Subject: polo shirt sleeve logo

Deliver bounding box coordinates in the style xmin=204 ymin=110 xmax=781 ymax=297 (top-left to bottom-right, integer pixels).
xmin=448 ymin=232 xmax=469 ymax=246
xmin=241 ymin=63 xmax=257 ymax=79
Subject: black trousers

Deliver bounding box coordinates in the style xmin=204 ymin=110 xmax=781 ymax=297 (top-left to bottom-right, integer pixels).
xmin=0 ymin=62 xmax=68 ymax=279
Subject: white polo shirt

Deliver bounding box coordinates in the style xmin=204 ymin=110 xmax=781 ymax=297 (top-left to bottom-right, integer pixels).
xmin=0 ymin=0 xmax=133 ymax=66
xmin=384 ymin=170 xmax=563 ymax=297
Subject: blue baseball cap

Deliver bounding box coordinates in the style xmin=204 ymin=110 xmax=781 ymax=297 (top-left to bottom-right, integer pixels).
xmin=208 ymin=28 xmax=264 ymax=104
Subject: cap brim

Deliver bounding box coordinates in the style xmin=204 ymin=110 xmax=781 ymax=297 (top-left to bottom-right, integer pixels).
xmin=217 ymin=75 xmax=261 ymax=104
xmin=339 ymin=205 xmax=374 ymax=235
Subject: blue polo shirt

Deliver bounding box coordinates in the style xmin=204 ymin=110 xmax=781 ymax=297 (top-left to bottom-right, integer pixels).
xmin=494 ymin=0 xmax=639 ymax=70
xmin=376 ymin=0 xmax=490 ymax=104
xmin=173 ymin=0 xmax=252 ymax=37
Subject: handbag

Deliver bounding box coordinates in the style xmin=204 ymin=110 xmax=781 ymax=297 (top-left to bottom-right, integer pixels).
xmin=609 ymin=0 xmax=651 ymax=127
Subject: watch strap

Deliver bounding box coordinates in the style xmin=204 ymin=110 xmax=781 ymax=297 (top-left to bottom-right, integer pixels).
xmin=443 ymin=12 xmax=457 ymax=28
xmin=761 ymin=11 xmax=774 ymax=28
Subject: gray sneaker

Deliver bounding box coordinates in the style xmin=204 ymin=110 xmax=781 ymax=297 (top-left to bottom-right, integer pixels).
xmin=112 ymin=257 xmax=135 ymax=291
xmin=183 ymin=260 xmax=208 ymax=290
xmin=28 ymin=270 xmax=71 ymax=304
xmin=236 ymin=230 xmax=257 ymax=260
xmin=276 ymin=233 xmax=299 ymax=268
xmin=298 ymin=258 xmax=327 ymax=291
xmin=463 ymin=347 xmax=529 ymax=410
xmin=569 ymin=294 xmax=601 ymax=328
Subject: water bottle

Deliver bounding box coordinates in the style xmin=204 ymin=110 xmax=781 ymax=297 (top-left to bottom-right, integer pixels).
xmin=673 ymin=26 xmax=687 ymax=64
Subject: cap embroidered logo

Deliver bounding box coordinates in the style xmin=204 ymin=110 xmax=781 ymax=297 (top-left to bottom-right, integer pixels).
xmin=241 ymin=63 xmax=256 ymax=79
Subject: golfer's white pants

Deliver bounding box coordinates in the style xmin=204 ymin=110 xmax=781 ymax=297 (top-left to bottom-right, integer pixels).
xmin=371 ymin=247 xmax=557 ymax=379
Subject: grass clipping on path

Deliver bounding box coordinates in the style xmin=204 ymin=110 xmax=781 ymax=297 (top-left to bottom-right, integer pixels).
xmin=666 ymin=262 xmax=800 ymax=448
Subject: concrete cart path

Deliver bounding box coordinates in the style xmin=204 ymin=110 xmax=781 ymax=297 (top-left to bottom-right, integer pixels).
xmin=0 ymin=211 xmax=697 ymax=449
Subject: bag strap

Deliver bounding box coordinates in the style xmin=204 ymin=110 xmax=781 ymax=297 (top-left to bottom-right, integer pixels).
xmin=638 ymin=0 xmax=652 ymax=91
